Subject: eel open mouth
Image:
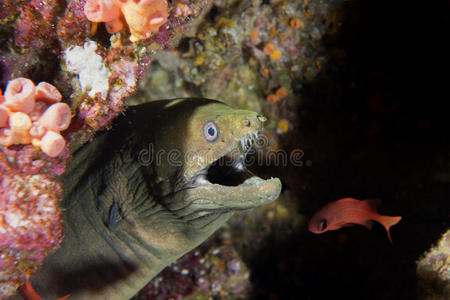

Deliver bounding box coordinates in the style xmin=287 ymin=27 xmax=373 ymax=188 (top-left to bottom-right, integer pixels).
xmin=183 ymin=128 xmax=281 ymax=211
xmin=191 ymin=130 xmax=266 ymax=187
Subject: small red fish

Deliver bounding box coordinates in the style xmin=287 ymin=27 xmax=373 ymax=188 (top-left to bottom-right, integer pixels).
xmin=308 ymin=198 xmax=402 ymax=243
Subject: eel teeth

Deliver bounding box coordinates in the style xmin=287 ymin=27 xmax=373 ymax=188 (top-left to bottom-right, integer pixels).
xmin=233 ymin=155 xmax=246 ymax=171
xmin=240 ymin=130 xmax=259 ymax=153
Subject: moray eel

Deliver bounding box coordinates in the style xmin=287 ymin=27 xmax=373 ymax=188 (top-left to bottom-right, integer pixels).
xmin=30 ymin=99 xmax=281 ymax=299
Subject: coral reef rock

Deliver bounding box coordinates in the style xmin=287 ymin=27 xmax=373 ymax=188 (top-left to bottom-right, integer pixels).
xmin=417 ymin=229 xmax=450 ymax=299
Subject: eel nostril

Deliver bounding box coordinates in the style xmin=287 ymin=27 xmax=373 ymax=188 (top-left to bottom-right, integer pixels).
xmin=257 ymin=115 xmax=267 ymax=123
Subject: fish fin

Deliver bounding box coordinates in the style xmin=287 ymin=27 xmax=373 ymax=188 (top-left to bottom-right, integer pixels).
xmin=377 ymin=215 xmax=402 ymax=244
xmin=363 ymin=198 xmax=381 ymax=210
xmin=340 ymin=221 xmax=373 ymax=229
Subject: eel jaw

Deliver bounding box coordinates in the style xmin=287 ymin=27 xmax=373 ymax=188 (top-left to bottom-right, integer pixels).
xmin=187 ymin=130 xmax=282 ymax=210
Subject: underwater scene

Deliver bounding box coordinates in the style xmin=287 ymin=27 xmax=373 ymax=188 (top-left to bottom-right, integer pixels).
xmin=0 ymin=0 xmax=447 ymax=299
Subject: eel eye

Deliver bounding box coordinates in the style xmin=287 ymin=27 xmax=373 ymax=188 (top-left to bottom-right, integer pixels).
xmin=319 ymin=219 xmax=328 ymax=231
xmin=204 ymin=121 xmax=218 ymax=142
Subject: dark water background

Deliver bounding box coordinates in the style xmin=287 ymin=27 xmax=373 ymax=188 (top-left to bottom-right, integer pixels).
xmin=249 ymin=1 xmax=448 ymax=299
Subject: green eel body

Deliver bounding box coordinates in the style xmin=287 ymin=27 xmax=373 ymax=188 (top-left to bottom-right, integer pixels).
xmin=30 ymin=99 xmax=281 ymax=299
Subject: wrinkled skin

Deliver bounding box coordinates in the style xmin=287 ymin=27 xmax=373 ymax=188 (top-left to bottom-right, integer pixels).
xmin=30 ymin=99 xmax=281 ymax=299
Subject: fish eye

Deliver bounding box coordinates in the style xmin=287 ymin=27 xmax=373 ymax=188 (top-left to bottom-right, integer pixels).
xmin=319 ymin=219 xmax=328 ymax=231
xmin=203 ymin=121 xmax=218 ymax=142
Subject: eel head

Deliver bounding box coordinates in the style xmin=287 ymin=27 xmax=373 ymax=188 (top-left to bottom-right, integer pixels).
xmin=138 ymin=99 xmax=282 ymax=240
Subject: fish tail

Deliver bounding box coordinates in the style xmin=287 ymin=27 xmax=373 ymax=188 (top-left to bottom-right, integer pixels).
xmin=377 ymin=215 xmax=402 ymax=244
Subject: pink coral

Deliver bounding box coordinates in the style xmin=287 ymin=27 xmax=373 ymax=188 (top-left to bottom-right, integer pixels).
xmin=0 ymin=78 xmax=72 ymax=157
xmin=84 ymin=0 xmax=169 ymax=42
xmin=0 ymin=173 xmax=63 ymax=296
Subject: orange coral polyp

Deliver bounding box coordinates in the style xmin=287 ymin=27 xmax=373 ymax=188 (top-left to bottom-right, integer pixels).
xmin=3 ymin=78 xmax=36 ymax=114
xmin=84 ymin=0 xmax=121 ymax=23
xmin=0 ymin=78 xmax=71 ymax=157
xmin=35 ymin=82 xmax=62 ymax=104
xmin=0 ymin=106 xmax=9 ymax=127
xmin=0 ymin=128 xmax=13 ymax=146
xmin=105 ymin=18 xmax=125 ymax=33
xmin=9 ymin=112 xmax=32 ymax=145
xmin=39 ymin=131 xmax=66 ymax=158
xmin=39 ymin=103 xmax=72 ymax=132
xmin=150 ymin=16 xmax=165 ymax=26
xmin=29 ymin=124 xmax=46 ymax=139
xmin=9 ymin=112 xmax=32 ymax=131
xmin=84 ymin=0 xmax=168 ymax=41
xmin=29 ymin=102 xmax=48 ymax=122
